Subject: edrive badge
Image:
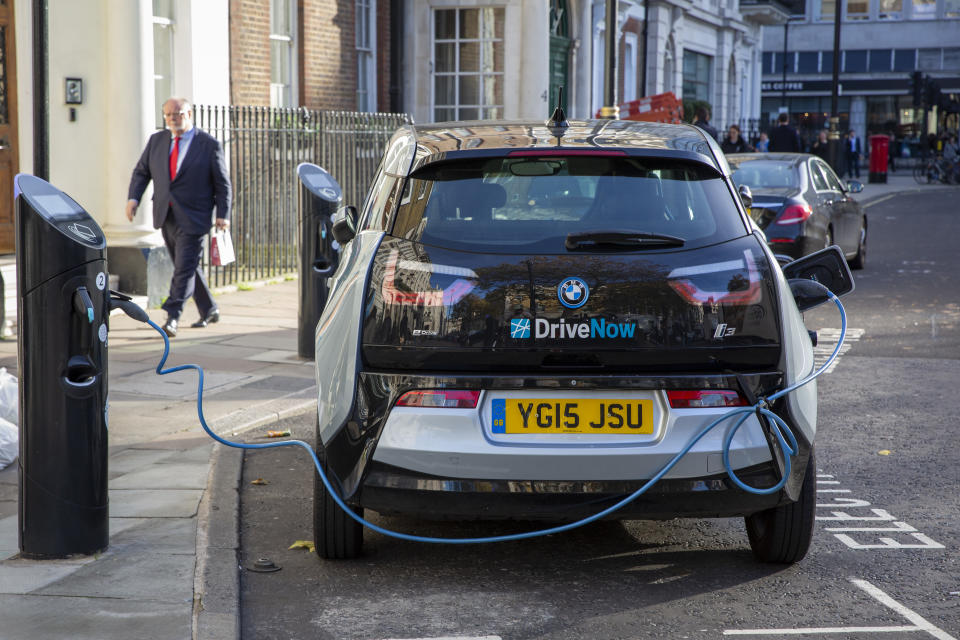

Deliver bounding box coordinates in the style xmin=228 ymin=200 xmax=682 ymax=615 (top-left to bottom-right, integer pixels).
xmin=558 ymin=277 xmax=589 ymax=309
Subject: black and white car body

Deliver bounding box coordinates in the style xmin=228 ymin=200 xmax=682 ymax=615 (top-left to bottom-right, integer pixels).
xmin=314 ymin=119 xmax=850 ymax=563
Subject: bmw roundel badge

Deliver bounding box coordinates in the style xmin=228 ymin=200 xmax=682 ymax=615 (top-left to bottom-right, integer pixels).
xmin=558 ymin=277 xmax=589 ymax=309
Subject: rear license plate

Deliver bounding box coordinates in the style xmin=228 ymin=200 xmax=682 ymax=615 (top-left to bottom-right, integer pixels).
xmin=491 ymin=399 xmax=654 ymax=435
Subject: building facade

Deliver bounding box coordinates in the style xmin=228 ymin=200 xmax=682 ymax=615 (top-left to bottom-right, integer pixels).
xmin=400 ymin=0 xmax=775 ymax=130
xmin=760 ymin=0 xmax=960 ymax=153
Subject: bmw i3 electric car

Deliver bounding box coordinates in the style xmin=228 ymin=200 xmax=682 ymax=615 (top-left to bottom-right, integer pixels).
xmin=313 ymin=118 xmax=847 ymax=564
xmin=727 ymin=153 xmax=867 ymax=268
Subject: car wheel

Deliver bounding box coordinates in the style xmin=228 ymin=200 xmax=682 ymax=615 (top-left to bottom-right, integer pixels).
xmin=313 ymin=430 xmax=364 ymax=560
xmin=849 ymin=219 xmax=867 ymax=270
xmin=744 ymin=447 xmax=816 ymax=564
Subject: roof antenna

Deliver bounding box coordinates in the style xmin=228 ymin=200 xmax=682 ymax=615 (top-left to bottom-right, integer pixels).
xmin=546 ymin=86 xmax=568 ymax=138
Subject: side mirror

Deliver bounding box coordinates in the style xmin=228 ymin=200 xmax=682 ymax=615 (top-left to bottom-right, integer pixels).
xmin=782 ymin=245 xmax=855 ymax=312
xmin=738 ymin=184 xmax=753 ymax=209
xmin=331 ymin=205 xmax=358 ymax=245
xmin=846 ymin=180 xmax=864 ymax=193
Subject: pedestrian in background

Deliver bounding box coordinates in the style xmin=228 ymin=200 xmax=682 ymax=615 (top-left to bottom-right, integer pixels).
xmin=692 ymin=107 xmax=719 ymax=142
xmin=845 ymin=129 xmax=862 ymax=179
xmin=755 ymin=132 xmax=770 ymax=152
xmin=769 ymin=113 xmax=800 ymax=152
xmin=811 ymin=130 xmax=829 ymax=160
xmin=126 ymin=97 xmax=232 ymax=338
xmin=721 ymin=125 xmax=753 ymax=154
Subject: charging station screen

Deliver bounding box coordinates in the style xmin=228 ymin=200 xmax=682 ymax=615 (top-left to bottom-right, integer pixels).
xmin=33 ymin=194 xmax=84 ymax=218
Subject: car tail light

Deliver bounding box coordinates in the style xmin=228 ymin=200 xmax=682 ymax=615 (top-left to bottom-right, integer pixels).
xmin=507 ymin=149 xmax=627 ymax=157
xmin=396 ymin=390 xmax=481 ymax=408
xmin=667 ymin=390 xmax=748 ymax=408
xmin=775 ymin=204 xmax=813 ymax=225
xmin=667 ymin=249 xmax=762 ymax=305
xmin=767 ymin=237 xmax=794 ymax=243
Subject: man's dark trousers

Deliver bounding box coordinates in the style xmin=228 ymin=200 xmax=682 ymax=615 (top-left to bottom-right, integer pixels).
xmin=161 ymin=212 xmax=215 ymax=320
xmin=846 ymin=151 xmax=860 ymax=179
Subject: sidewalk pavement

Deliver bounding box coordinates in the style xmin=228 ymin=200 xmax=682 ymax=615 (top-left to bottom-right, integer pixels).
xmin=0 ymin=169 xmax=954 ymax=640
xmin=0 ymin=277 xmax=315 ymax=640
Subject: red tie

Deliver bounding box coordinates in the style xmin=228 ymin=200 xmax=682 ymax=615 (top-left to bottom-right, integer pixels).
xmin=169 ymin=136 xmax=181 ymax=181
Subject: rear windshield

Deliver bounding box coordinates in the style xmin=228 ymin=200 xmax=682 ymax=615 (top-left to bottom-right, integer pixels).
xmin=389 ymin=156 xmax=747 ymax=253
xmin=729 ymin=159 xmax=800 ymax=191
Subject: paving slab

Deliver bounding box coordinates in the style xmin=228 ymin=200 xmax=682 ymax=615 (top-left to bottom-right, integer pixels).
xmin=0 ymin=594 xmax=192 ymax=640
xmin=109 ymin=489 xmax=203 ymax=519
xmin=110 ymin=462 xmax=209 ymax=490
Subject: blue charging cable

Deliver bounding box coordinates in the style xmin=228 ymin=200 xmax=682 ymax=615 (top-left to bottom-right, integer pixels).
xmin=143 ymin=288 xmax=845 ymax=545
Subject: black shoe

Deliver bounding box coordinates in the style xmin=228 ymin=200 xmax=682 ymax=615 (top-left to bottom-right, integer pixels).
xmin=163 ymin=317 xmax=178 ymax=338
xmin=191 ymin=308 xmax=220 ymax=328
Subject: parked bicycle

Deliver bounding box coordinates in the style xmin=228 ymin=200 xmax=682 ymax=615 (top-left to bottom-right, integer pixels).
xmin=913 ymin=155 xmax=958 ymax=185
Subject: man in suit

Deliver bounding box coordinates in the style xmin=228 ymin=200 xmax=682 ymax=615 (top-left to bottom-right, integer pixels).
xmin=845 ymin=129 xmax=862 ymax=179
xmin=769 ymin=112 xmax=800 ymax=152
xmin=126 ymin=97 xmax=231 ymax=337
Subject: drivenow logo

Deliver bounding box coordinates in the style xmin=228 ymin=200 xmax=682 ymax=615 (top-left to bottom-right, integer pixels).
xmin=510 ymin=317 xmax=637 ymax=340
xmin=510 ymin=318 xmax=531 ymax=339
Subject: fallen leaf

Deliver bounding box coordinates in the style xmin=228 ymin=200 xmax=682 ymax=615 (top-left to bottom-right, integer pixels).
xmin=878 ymin=450 xmax=892 ymax=456
xmin=289 ymin=540 xmax=315 ymax=552
xmin=251 ymin=478 xmax=268 ymax=485
xmin=266 ymin=430 xmax=291 ymax=438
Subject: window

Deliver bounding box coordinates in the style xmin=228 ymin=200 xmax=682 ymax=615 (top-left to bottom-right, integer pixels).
xmin=869 ymin=50 xmax=892 ymax=72
xmin=945 ymin=48 xmax=960 ymax=70
xmin=797 ymin=51 xmax=819 ymax=74
xmin=807 ymin=161 xmax=829 ymax=190
xmin=357 ymin=0 xmax=377 ymax=111
xmin=821 ymin=50 xmax=835 ymax=73
xmin=947 ymin=0 xmax=960 ymax=17
xmin=433 ymin=8 xmax=505 ymax=121
xmin=152 ymin=0 xmax=175 ymax=128
xmin=270 ymin=0 xmax=296 ymax=107
xmin=846 ymin=0 xmax=869 ymax=19
xmin=910 ymin=0 xmax=936 ymax=19
xmin=683 ymin=51 xmax=713 ymax=102
xmin=918 ymin=48 xmax=941 ymax=70
xmin=818 ymin=0 xmax=835 ymax=21
xmin=893 ymin=49 xmax=916 ymax=71
xmin=762 ymin=52 xmax=774 ymax=74
xmin=844 ymin=50 xmax=867 ymax=73
xmin=879 ymin=0 xmax=903 ymax=19
xmin=391 ymin=157 xmax=744 ymax=253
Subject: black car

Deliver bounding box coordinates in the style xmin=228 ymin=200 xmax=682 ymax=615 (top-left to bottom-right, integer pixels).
xmin=728 ymin=153 xmax=867 ymax=268
xmin=313 ymin=118 xmax=854 ymax=564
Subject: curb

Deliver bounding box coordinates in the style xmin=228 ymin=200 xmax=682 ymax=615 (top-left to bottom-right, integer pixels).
xmin=193 ymin=393 xmax=316 ymax=640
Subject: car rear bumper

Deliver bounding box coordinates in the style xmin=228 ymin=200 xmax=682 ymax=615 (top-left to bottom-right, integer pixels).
xmin=356 ymin=460 xmax=792 ymax=520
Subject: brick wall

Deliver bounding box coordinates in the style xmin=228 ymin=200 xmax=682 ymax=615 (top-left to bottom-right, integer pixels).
xmin=230 ymin=0 xmax=272 ymax=106
xmin=301 ymin=1 xmax=357 ymax=110
xmin=229 ymin=0 xmax=393 ymax=111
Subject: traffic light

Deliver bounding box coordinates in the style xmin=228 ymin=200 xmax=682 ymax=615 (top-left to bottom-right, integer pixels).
xmin=925 ymin=78 xmax=942 ymax=109
xmin=910 ymin=71 xmax=923 ymax=107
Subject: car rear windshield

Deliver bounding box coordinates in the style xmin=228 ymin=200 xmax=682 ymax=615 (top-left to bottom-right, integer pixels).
xmin=389 ymin=155 xmax=747 ymax=253
xmin=729 ymin=160 xmax=800 ymax=191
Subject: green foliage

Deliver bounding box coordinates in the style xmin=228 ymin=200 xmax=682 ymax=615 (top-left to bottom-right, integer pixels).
xmin=682 ymin=99 xmax=713 ymax=124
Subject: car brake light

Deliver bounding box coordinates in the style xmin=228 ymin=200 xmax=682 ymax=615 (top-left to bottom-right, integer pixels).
xmin=767 ymin=237 xmax=793 ymax=243
xmin=775 ymin=204 xmax=813 ymax=225
xmin=507 ymin=149 xmax=627 ymax=157
xmin=667 ymin=249 xmax=762 ymax=305
xmin=667 ymin=390 xmax=748 ymax=408
xmin=396 ymin=390 xmax=481 ymax=408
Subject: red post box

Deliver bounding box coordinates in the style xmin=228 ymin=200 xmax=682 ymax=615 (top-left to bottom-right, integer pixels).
xmin=869 ymin=135 xmax=889 ymax=184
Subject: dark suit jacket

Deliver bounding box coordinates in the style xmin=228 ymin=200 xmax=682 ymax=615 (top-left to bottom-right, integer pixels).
xmin=769 ymin=124 xmax=801 ymax=153
xmin=127 ymin=128 xmax=231 ymax=236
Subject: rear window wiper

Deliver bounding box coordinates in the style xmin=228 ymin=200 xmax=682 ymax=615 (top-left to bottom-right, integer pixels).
xmin=565 ymin=230 xmax=685 ymax=251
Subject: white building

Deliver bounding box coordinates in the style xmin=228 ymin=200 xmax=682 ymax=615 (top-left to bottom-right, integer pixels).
xmin=400 ymin=0 xmax=780 ymax=131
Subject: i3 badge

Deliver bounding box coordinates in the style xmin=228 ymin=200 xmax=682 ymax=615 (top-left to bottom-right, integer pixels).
xmin=558 ymin=277 xmax=589 ymax=309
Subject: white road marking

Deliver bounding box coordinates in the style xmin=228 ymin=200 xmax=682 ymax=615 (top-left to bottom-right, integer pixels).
xmin=814 ymin=327 xmax=865 ymax=373
xmin=381 ymin=637 xmax=502 ymax=640
xmin=724 ymin=578 xmax=957 ymax=638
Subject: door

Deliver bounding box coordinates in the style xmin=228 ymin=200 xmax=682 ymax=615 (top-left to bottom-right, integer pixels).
xmin=0 ymin=1 xmax=18 ymax=253
xmin=548 ymin=0 xmax=570 ymax=111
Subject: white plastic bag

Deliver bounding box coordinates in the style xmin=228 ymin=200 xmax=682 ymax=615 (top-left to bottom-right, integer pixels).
xmin=0 ymin=367 xmax=17 ymax=426
xmin=0 ymin=417 xmax=16 ymax=470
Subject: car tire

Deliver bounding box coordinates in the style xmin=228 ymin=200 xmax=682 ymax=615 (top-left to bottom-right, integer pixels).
xmin=744 ymin=447 xmax=816 ymax=564
xmin=313 ymin=431 xmax=364 ymax=560
xmin=849 ymin=219 xmax=867 ymax=270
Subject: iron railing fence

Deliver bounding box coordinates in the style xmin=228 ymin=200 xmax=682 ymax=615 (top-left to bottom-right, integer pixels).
xmin=195 ymin=105 xmax=412 ymax=287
